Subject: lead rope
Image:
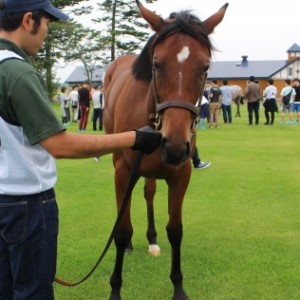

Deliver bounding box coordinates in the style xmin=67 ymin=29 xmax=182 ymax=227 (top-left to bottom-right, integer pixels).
xmin=54 ymin=151 xmax=144 ymax=287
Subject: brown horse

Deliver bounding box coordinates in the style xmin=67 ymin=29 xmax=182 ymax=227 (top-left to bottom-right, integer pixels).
xmin=103 ymin=1 xmax=228 ymax=299
xmin=231 ymin=84 xmax=244 ymax=117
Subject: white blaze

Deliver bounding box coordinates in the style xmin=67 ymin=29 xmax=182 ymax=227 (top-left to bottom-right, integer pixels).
xmin=176 ymin=46 xmax=190 ymax=95
xmin=177 ymin=46 xmax=190 ymax=63
xmin=178 ymin=72 xmax=183 ymax=95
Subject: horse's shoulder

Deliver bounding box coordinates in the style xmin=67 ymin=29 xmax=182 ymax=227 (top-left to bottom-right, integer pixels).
xmin=113 ymin=54 xmax=137 ymax=65
xmin=231 ymin=84 xmax=242 ymax=91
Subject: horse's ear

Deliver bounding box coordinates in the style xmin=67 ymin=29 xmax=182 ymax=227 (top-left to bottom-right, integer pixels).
xmin=136 ymin=0 xmax=170 ymax=33
xmin=203 ymin=3 xmax=229 ymax=34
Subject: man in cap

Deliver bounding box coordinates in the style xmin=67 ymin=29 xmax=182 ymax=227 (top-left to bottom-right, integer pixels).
xmin=0 ymin=1 xmax=161 ymax=299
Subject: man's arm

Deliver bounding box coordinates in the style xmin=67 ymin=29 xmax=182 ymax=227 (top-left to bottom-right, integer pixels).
xmin=40 ymin=127 xmax=161 ymax=159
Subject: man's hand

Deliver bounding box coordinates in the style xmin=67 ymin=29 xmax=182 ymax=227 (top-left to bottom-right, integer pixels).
xmin=131 ymin=126 xmax=162 ymax=154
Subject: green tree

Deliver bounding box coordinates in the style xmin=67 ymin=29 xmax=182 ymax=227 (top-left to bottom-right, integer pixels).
xmin=32 ymin=0 xmax=92 ymax=98
xmin=59 ymin=21 xmax=105 ymax=85
xmin=92 ymin=0 xmax=158 ymax=62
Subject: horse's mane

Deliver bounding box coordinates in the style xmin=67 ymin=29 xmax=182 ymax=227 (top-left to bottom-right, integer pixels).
xmin=132 ymin=10 xmax=214 ymax=82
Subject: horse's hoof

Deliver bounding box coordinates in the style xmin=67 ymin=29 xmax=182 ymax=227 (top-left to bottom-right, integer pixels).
xmin=109 ymin=291 xmax=122 ymax=300
xmin=172 ymin=294 xmax=188 ymax=300
xmin=125 ymin=242 xmax=133 ymax=254
xmin=148 ymin=244 xmax=161 ymax=257
xmin=125 ymin=247 xmax=133 ymax=254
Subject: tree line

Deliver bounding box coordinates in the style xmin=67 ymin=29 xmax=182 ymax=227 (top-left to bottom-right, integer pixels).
xmin=32 ymin=0 xmax=158 ymax=98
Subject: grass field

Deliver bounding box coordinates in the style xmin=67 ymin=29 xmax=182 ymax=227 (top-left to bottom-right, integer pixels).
xmin=52 ymin=102 xmax=300 ymax=300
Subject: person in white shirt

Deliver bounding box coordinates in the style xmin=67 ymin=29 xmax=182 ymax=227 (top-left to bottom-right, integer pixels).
xmin=220 ymin=79 xmax=233 ymax=123
xmin=280 ymin=79 xmax=296 ymax=124
xmin=263 ymin=79 xmax=278 ymax=125
xmin=69 ymin=85 xmax=79 ymax=122
xmin=58 ymin=86 xmax=70 ymax=124
xmin=92 ymin=83 xmax=104 ymax=131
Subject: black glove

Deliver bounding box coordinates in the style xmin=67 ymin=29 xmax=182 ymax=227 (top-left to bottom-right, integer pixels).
xmin=131 ymin=126 xmax=162 ymax=154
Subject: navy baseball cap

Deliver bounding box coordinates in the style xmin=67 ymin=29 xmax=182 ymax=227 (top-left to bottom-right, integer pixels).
xmin=0 ymin=0 xmax=69 ymax=20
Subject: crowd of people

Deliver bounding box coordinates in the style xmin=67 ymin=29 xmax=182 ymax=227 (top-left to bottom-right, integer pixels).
xmin=58 ymin=81 xmax=105 ymax=131
xmin=193 ymin=76 xmax=300 ymax=171
xmin=199 ymin=76 xmax=300 ymax=128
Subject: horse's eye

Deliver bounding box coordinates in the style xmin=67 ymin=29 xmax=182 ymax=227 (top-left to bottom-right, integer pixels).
xmin=203 ymin=65 xmax=209 ymax=74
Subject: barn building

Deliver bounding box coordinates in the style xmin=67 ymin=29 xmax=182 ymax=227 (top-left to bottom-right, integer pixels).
xmin=208 ymin=43 xmax=300 ymax=96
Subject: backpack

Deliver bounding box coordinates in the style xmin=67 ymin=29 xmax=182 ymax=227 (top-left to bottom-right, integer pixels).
xmin=282 ymin=88 xmax=293 ymax=105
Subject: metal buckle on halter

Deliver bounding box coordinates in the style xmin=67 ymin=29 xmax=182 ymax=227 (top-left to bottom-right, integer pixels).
xmin=153 ymin=113 xmax=162 ymax=130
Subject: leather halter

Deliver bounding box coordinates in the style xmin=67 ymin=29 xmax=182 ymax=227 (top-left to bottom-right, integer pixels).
xmin=150 ymin=68 xmax=199 ymax=129
xmin=156 ymin=100 xmax=199 ymax=116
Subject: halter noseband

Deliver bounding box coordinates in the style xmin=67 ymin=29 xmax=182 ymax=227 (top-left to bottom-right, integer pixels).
xmin=152 ymin=100 xmax=199 ymax=131
xmin=156 ymin=100 xmax=199 ymax=116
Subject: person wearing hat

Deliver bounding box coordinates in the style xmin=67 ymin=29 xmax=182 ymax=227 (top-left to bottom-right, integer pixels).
xmin=244 ymin=75 xmax=261 ymax=125
xmin=0 ymin=1 xmax=162 ymax=299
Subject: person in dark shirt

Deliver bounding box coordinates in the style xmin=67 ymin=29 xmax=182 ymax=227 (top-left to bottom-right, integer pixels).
xmin=244 ymin=76 xmax=260 ymax=125
xmin=78 ymin=81 xmax=91 ymax=131
xmin=292 ymin=78 xmax=300 ymax=122
xmin=208 ymin=80 xmax=222 ymax=128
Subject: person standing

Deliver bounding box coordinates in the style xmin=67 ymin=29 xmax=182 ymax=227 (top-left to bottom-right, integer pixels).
xmin=92 ymin=83 xmax=104 ymax=131
xmin=208 ymin=80 xmax=222 ymax=128
xmin=69 ymin=84 xmax=79 ymax=122
xmin=0 ymin=2 xmax=162 ymax=299
xmin=280 ymin=79 xmax=295 ymax=124
xmin=58 ymin=86 xmax=70 ymax=125
xmin=292 ymin=78 xmax=300 ymax=122
xmin=78 ymin=81 xmax=91 ymax=131
xmin=262 ymin=79 xmax=278 ymax=125
xmin=220 ymin=79 xmax=233 ymax=124
xmin=245 ymin=76 xmax=260 ymax=125
xmin=198 ymin=94 xmax=209 ymax=130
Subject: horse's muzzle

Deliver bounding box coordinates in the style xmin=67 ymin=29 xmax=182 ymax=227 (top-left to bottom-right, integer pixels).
xmin=160 ymin=137 xmax=191 ymax=165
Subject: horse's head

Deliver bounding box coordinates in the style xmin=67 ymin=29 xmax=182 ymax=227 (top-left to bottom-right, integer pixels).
xmin=134 ymin=1 xmax=228 ymax=165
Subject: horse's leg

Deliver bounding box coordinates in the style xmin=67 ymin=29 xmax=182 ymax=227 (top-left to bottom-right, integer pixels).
xmin=166 ymin=166 xmax=191 ymax=300
xmin=234 ymin=97 xmax=241 ymax=117
xmin=237 ymin=101 xmax=240 ymax=117
xmin=144 ymin=178 xmax=161 ymax=256
xmin=237 ymin=96 xmax=242 ymax=117
xmin=109 ymin=160 xmax=137 ymax=300
xmin=234 ymin=98 xmax=238 ymax=117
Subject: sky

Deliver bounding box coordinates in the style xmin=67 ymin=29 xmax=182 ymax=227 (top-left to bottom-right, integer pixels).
xmin=56 ymin=0 xmax=299 ymax=81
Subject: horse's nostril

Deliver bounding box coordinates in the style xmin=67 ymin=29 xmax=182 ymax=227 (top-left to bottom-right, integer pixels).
xmin=186 ymin=142 xmax=191 ymax=156
xmin=161 ymin=137 xmax=167 ymax=148
xmin=160 ymin=138 xmax=190 ymax=165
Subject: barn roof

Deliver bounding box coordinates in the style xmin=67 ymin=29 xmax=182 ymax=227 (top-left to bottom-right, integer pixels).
xmin=287 ymin=43 xmax=300 ymax=52
xmin=65 ymin=66 xmax=105 ymax=84
xmin=208 ymin=58 xmax=288 ymax=80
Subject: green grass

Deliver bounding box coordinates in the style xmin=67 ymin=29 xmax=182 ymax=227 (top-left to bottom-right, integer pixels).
xmin=52 ymin=102 xmax=300 ymax=299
